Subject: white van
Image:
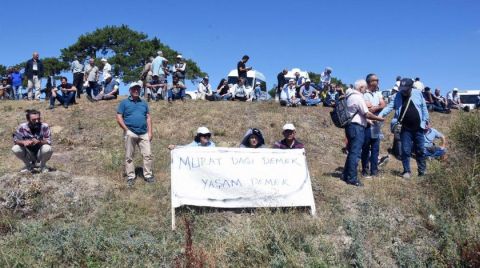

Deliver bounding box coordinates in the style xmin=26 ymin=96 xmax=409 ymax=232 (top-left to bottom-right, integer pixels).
xmin=458 ymin=90 xmax=480 ymax=111
xmin=227 ymin=69 xmax=267 ymax=89
xmin=284 ymin=68 xmax=310 ymax=82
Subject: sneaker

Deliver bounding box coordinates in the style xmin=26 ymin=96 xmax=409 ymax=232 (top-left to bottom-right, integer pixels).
xmin=20 ymin=166 xmax=33 ymax=173
xmin=63 ymin=104 xmax=68 ymax=109
xmin=145 ymin=176 xmax=155 ymax=183
xmin=402 ymin=172 xmax=411 ymax=179
xmin=86 ymin=94 xmax=95 ymax=102
xmin=41 ymin=167 xmax=49 ymax=173
xmin=418 ymin=172 xmax=426 ymax=177
xmin=378 ymin=155 xmax=390 ymax=167
xmin=361 ymin=171 xmax=371 ymax=179
xmin=47 ymin=105 xmax=54 ymax=110
xmin=127 ymin=178 xmax=135 ymax=187
xmin=347 ymin=180 xmax=364 ymax=187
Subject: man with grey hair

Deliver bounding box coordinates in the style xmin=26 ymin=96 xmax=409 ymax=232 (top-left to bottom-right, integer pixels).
xmin=320 ymin=67 xmax=333 ymax=90
xmin=174 ymin=55 xmax=187 ymax=83
xmin=71 ymin=55 xmax=84 ymax=99
xmin=152 ymin=51 xmax=167 ymax=83
xmin=342 ymin=79 xmax=384 ymax=187
xmin=84 ymin=58 xmax=100 ymax=101
xmin=25 ymin=52 xmax=44 ymax=100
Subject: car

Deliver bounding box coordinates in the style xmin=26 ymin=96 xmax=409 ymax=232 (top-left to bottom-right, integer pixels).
xmin=458 ymin=90 xmax=480 ymax=111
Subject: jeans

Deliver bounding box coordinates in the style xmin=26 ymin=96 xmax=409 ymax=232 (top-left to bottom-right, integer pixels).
xmin=167 ymin=89 xmax=185 ymax=100
xmin=219 ymin=93 xmax=232 ymax=100
xmin=400 ymin=128 xmax=426 ymax=174
xmin=343 ymin=123 xmax=366 ymax=184
xmin=50 ymin=92 xmax=75 ymax=106
xmin=13 ymin=85 xmax=21 ymax=100
xmin=424 ymin=147 xmax=446 ymax=159
xmin=86 ymin=81 xmax=99 ymax=97
xmin=302 ymin=97 xmax=322 ymax=106
xmin=361 ymin=126 xmax=380 ymax=175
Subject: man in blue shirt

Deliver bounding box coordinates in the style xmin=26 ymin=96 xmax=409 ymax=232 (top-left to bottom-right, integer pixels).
xmin=116 ymin=82 xmax=153 ymax=186
xmin=423 ymin=123 xmax=447 ymax=160
xmin=379 ymin=78 xmax=429 ymax=179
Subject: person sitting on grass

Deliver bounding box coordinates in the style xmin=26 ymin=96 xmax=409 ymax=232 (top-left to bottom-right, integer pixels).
xmin=423 ymin=122 xmax=447 ymax=160
xmin=167 ymin=76 xmax=187 ymax=103
xmin=299 ymin=79 xmax=321 ymax=106
xmin=145 ymin=74 xmax=165 ymax=102
xmin=94 ymin=74 xmax=119 ymax=101
xmin=273 ymin=124 xmax=304 ymax=149
xmin=280 ymin=79 xmax=301 ymax=107
xmin=0 ymin=77 xmax=12 ymax=100
xmin=240 ymin=128 xmax=266 ymax=148
xmin=48 ymin=76 xmax=76 ymax=109
xmin=323 ymin=84 xmax=339 ymax=107
xmin=232 ymin=77 xmax=249 ymax=101
xmin=168 ymin=127 xmax=216 ymax=149
xmin=216 ymin=78 xmax=232 ymax=100
xmin=197 ymin=76 xmax=216 ymax=101
xmin=12 ymin=109 xmax=53 ymax=173
xmin=447 ymin=88 xmax=461 ymax=109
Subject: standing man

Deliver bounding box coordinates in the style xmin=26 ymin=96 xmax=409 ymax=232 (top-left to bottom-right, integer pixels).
xmin=320 ymin=67 xmax=333 ymax=90
xmin=343 ymin=80 xmax=385 ymax=187
xmin=12 ymin=109 xmax=53 ymax=173
xmin=10 ymin=67 xmax=23 ymax=100
xmin=84 ymin=58 xmax=100 ymax=101
xmin=379 ymin=78 xmax=430 ymax=179
xmin=71 ymin=55 xmax=84 ymax=99
xmin=152 ymin=51 xmax=167 ymax=83
xmin=237 ymin=55 xmax=252 ymax=81
xmin=174 ymin=55 xmax=187 ymax=84
xmin=116 ymin=82 xmax=154 ymax=186
xmin=48 ymin=77 xmax=76 ymax=109
xmin=361 ymin=74 xmax=386 ymax=178
xmin=276 ymin=69 xmax=288 ymax=101
xmin=25 ymin=52 xmax=44 ymax=100
xmin=101 ymin=58 xmax=112 ymax=81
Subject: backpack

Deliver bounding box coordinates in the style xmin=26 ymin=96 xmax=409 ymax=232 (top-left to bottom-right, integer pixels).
xmin=330 ymin=93 xmax=358 ymax=128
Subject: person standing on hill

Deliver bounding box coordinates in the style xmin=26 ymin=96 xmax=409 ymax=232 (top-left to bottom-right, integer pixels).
xmin=25 ymin=52 xmax=44 ymax=100
xmin=237 ymin=55 xmax=252 ymax=81
xmin=84 ymin=58 xmax=100 ymax=102
xmin=71 ymin=55 xmax=84 ymax=99
xmin=174 ymin=55 xmax=186 ymax=84
xmin=116 ymin=82 xmax=154 ymax=187
xmin=101 ymin=58 xmax=112 ymax=81
xmin=276 ymin=69 xmax=288 ymax=101
xmin=361 ymin=73 xmax=386 ymax=178
xmin=379 ymin=78 xmax=429 ymax=179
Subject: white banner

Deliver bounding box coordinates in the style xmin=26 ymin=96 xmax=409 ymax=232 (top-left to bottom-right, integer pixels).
xmin=170 ymin=147 xmax=316 ymax=229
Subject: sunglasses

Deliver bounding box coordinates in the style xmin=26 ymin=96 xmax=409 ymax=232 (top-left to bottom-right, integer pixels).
xmin=199 ymin=133 xmax=211 ymax=138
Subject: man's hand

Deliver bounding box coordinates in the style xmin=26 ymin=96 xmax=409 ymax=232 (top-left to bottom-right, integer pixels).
xmin=148 ymin=132 xmax=153 ymax=141
xmin=23 ymin=140 xmax=33 ymax=146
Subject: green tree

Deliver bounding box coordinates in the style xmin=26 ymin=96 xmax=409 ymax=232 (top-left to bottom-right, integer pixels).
xmin=308 ymin=71 xmax=346 ymax=88
xmin=60 ymin=25 xmax=205 ymax=83
xmin=0 ymin=64 xmax=7 ymax=78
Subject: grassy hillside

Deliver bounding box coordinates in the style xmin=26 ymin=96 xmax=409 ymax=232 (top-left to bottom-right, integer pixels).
xmin=0 ymin=98 xmax=478 ymax=267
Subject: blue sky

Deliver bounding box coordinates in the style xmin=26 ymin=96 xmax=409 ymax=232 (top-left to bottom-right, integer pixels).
xmin=0 ymin=0 xmax=479 ymax=95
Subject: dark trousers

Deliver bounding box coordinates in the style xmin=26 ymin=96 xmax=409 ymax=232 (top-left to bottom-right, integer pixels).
xmin=86 ymin=81 xmax=99 ymax=97
xmin=73 ymin=73 xmax=84 ymax=98
xmin=50 ymin=92 xmax=75 ymax=106
xmin=361 ymin=126 xmax=380 ymax=175
xmin=400 ymin=128 xmax=426 ymax=175
xmin=343 ymin=123 xmax=365 ymax=184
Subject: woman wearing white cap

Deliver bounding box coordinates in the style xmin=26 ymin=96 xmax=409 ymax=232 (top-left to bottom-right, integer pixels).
xmin=168 ymin=126 xmax=216 ymax=150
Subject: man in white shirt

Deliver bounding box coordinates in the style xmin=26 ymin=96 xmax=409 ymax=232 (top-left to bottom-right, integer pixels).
xmin=101 ymin=58 xmax=112 ymax=81
xmin=197 ymin=76 xmax=214 ymax=100
xmin=280 ymin=79 xmax=300 ymax=107
xmin=343 ymin=79 xmax=384 ymax=187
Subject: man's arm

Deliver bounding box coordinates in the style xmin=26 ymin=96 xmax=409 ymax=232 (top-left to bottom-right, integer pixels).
xmin=116 ymin=113 xmax=128 ymax=132
xmin=146 ymin=113 xmax=152 ymax=141
xmin=378 ymin=94 xmax=396 ymax=117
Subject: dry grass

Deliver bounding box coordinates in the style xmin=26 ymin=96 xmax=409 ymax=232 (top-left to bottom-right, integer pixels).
xmin=0 ymin=98 xmax=477 ymax=267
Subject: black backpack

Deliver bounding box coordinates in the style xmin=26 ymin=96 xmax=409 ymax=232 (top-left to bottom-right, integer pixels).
xmin=330 ymin=93 xmax=358 ymax=128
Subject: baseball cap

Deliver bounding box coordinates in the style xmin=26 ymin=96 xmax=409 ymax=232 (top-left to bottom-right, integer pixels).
xmin=104 ymin=73 xmax=111 ymax=80
xmin=196 ymin=126 xmax=211 ymax=135
xmin=176 ymin=55 xmax=183 ymax=59
xmin=283 ymin=123 xmax=296 ymax=131
xmin=129 ymin=82 xmax=141 ymax=89
xmin=101 ymin=58 xmax=107 ymax=62
xmin=453 ymin=88 xmax=459 ymax=92
xmin=305 ymin=79 xmax=311 ymax=83
xmin=398 ymin=78 xmax=414 ymax=92
xmin=203 ymin=76 xmax=209 ymax=80
xmin=288 ymin=78 xmax=295 ymax=82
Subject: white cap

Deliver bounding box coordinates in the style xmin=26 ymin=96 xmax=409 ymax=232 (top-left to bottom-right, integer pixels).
xmin=157 ymin=51 xmax=163 ymax=56
xmin=203 ymin=76 xmax=209 ymax=80
xmin=104 ymin=73 xmax=111 ymax=80
xmin=129 ymin=82 xmax=141 ymax=89
xmin=283 ymin=123 xmax=295 ymax=131
xmin=325 ymin=67 xmax=333 ymax=72
xmin=101 ymin=58 xmax=107 ymax=62
xmin=137 ymin=80 xmax=144 ymax=88
xmin=176 ymin=55 xmax=183 ymax=59
xmin=453 ymin=88 xmax=458 ymax=92
xmin=305 ymin=79 xmax=311 ymax=83
xmin=256 ymin=81 xmax=261 ymax=85
xmin=288 ymin=78 xmax=295 ymax=82
xmin=196 ymin=126 xmax=211 ymax=135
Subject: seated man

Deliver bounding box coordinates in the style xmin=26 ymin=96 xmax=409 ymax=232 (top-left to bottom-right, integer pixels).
xmin=168 ymin=126 xmax=216 ymax=149
xmin=197 ymin=76 xmax=217 ymax=101
xmin=424 ymin=123 xmax=447 ymax=160
xmin=167 ymin=76 xmax=187 ymax=102
xmin=240 ymin=128 xmax=266 ymax=148
xmin=273 ymin=123 xmax=304 ymax=149
xmin=48 ymin=76 xmax=76 ymax=109
xmin=323 ymin=85 xmax=339 ymax=107
xmin=299 ymin=79 xmax=321 ymax=106
xmin=95 ymin=74 xmax=119 ymax=101
xmin=447 ymin=88 xmax=461 ymax=109
xmin=0 ymin=78 xmax=12 ymax=100
xmin=432 ymin=88 xmax=450 ymax=113
xmin=145 ymin=74 xmax=165 ymax=101
xmin=280 ymin=79 xmax=301 ymax=107
xmin=12 ymin=109 xmax=53 ymax=173
xmin=232 ymin=78 xmax=249 ymax=101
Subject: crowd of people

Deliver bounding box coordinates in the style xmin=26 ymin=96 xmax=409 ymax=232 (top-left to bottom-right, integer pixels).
xmin=6 ymin=51 xmax=472 ymax=189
